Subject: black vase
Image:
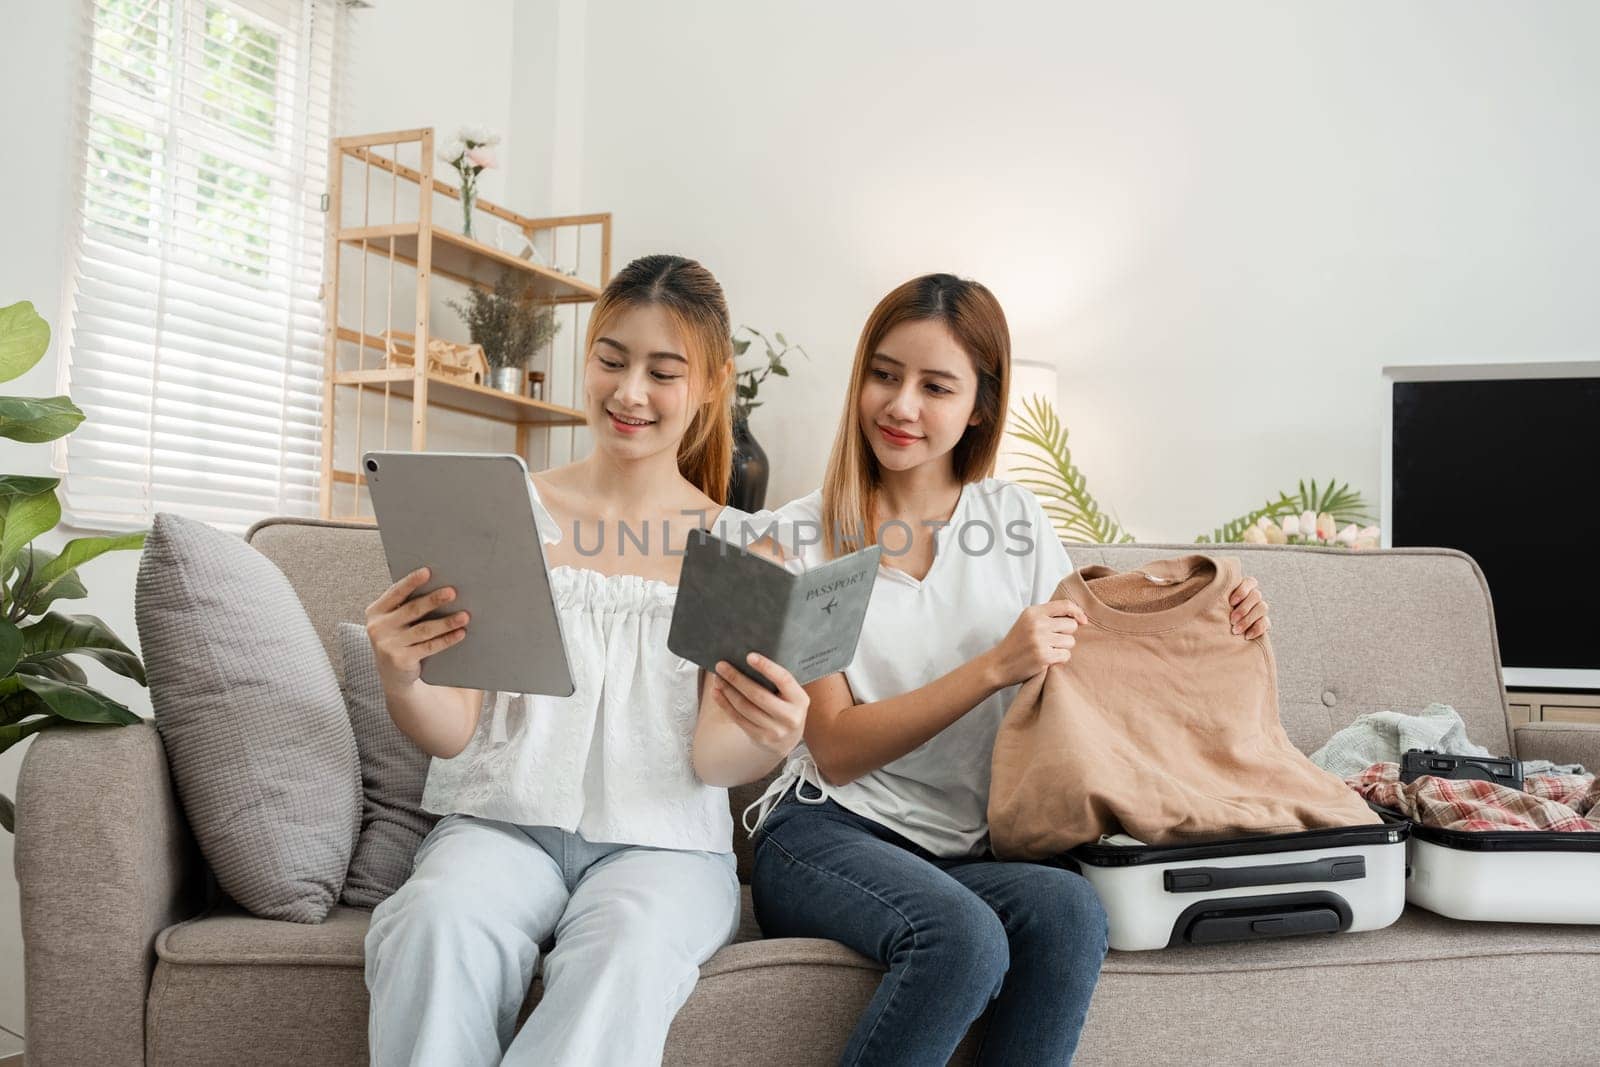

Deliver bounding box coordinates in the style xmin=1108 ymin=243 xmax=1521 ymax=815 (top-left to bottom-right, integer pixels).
xmin=728 ymin=415 xmax=769 ymax=512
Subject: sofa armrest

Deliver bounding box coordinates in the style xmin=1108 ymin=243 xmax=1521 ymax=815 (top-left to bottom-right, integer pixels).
xmin=15 ymin=720 xmax=207 ymax=1066
xmin=1513 ymin=721 xmax=1600 ymax=772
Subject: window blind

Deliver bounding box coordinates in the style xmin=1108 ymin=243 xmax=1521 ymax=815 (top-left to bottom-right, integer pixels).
xmin=56 ymin=0 xmax=348 ymax=532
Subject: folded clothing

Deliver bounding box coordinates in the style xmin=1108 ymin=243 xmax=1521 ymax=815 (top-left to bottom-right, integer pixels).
xmin=1349 ymin=762 xmax=1600 ymax=832
xmin=1311 ymin=702 xmax=1585 ymax=778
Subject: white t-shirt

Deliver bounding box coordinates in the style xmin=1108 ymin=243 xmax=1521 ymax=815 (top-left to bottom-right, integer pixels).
xmin=744 ymin=478 xmax=1072 ymax=857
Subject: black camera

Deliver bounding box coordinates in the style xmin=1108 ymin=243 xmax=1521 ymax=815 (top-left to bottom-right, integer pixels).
xmin=1400 ymin=749 xmax=1524 ymax=791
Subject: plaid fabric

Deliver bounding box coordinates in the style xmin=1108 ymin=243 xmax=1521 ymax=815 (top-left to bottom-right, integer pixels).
xmin=1350 ymin=762 xmax=1600 ymax=832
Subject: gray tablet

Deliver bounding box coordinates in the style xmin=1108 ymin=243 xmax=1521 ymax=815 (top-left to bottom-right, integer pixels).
xmin=362 ymin=451 xmax=574 ymax=697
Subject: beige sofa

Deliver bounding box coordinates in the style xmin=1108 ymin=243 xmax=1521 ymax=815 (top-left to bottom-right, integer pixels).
xmin=16 ymin=521 xmax=1600 ymax=1065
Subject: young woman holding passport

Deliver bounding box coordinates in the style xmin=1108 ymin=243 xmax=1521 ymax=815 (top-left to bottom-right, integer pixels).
xmin=747 ymin=274 xmax=1271 ymax=1065
xmin=361 ymin=255 xmax=809 ymax=1067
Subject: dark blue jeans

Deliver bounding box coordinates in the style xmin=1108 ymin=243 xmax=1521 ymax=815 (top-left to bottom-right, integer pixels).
xmin=751 ymin=796 xmax=1108 ymax=1066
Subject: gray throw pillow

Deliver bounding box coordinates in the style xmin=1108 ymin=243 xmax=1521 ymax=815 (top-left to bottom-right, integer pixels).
xmin=136 ymin=512 xmax=361 ymax=923
xmin=336 ymin=622 xmax=439 ymax=906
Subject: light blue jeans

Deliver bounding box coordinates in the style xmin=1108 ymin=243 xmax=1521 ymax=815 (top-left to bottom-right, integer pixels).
xmin=364 ymin=813 xmax=740 ymax=1066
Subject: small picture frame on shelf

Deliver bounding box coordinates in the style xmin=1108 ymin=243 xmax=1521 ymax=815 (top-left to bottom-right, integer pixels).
xmin=495 ymin=222 xmax=548 ymax=266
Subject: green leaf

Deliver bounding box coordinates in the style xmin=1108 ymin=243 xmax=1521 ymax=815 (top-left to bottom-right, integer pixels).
xmin=13 ymin=673 xmax=139 ymax=726
xmin=0 ymin=683 xmax=45 ymax=725
xmin=732 ymin=338 xmax=752 ymax=356
xmin=770 ymin=364 xmax=789 ymax=377
xmin=15 ymin=547 xmax=88 ymax=615
xmin=1196 ymin=476 xmax=1375 ymax=542
xmin=0 ymin=300 xmax=51 ymax=384
xmin=0 ymin=619 xmax=20 ymax=676
xmin=20 ymin=612 xmax=146 ymax=685
xmin=1293 ymin=476 xmax=1374 ymax=526
xmin=1196 ymin=492 xmax=1299 ymax=544
xmin=0 ymin=395 xmax=84 ymax=444
xmin=30 ymin=532 xmax=145 ymax=604
xmin=16 ymin=656 xmax=87 ymax=685
xmin=0 ymin=485 xmax=60 ymax=577
xmin=1005 ymin=395 xmax=1134 ymax=544
xmin=0 ymin=713 xmax=61 ymax=755
xmin=0 ymin=475 xmax=60 ymax=499
xmin=775 ymin=332 xmax=788 ymax=346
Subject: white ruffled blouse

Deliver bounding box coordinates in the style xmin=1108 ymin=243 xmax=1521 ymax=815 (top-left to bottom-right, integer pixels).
xmin=419 ymin=485 xmax=743 ymax=854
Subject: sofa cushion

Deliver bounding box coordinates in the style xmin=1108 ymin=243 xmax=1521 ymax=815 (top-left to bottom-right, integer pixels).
xmin=150 ymin=901 xmax=1600 ymax=1065
xmin=137 ymin=512 xmax=362 ymax=923
xmin=335 ymin=622 xmax=439 ymax=907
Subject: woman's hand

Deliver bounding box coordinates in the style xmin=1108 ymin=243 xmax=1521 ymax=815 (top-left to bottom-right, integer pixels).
xmin=983 ymin=599 xmax=1089 ymax=688
xmin=364 ymin=566 xmax=470 ymax=691
xmin=1229 ymin=576 xmax=1270 ymax=639
xmin=710 ymin=652 xmax=810 ymax=758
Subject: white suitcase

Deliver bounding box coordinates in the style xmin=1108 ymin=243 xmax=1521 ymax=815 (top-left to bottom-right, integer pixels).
xmin=1067 ymin=815 xmax=1409 ymax=951
xmin=1402 ymin=822 xmax=1600 ymax=924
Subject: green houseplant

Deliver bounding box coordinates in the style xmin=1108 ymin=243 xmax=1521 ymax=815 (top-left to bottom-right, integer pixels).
xmin=0 ymin=300 xmax=147 ymax=833
xmin=1007 ymin=394 xmax=1376 ymax=548
xmin=1006 ymin=394 xmax=1135 ymax=544
xmin=1196 ymin=479 xmax=1377 ymax=546
xmin=731 ymin=326 xmax=807 ymax=422
xmin=727 ymin=326 xmax=808 ymax=511
xmin=448 ymin=270 xmax=561 ymax=394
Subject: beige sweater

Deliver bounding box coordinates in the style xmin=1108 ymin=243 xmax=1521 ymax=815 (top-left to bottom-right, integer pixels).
xmin=988 ymin=554 xmax=1378 ymax=859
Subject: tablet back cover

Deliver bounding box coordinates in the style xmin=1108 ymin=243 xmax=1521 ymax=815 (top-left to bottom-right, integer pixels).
xmin=363 ymin=451 xmax=574 ymax=697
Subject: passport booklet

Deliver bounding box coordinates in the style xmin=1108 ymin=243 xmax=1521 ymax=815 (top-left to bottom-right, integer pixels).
xmin=668 ymin=529 xmax=881 ymax=691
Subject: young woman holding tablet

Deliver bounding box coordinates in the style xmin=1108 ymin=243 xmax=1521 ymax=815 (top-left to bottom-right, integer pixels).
xmin=363 ymin=255 xmax=809 ymax=1066
xmin=748 ymin=274 xmax=1270 ymax=1065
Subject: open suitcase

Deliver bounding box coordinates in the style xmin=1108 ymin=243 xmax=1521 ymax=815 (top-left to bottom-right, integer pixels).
xmin=1066 ymin=813 xmax=1409 ymax=951
xmin=1369 ymin=750 xmax=1600 ymax=924
xmin=1401 ymin=821 xmax=1600 ymax=923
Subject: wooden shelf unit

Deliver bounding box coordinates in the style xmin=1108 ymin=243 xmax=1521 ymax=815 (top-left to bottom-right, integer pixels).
xmin=320 ymin=127 xmax=611 ymax=520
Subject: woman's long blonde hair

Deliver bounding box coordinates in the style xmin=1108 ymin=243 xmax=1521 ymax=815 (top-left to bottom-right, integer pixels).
xmin=585 ymin=254 xmax=734 ymax=503
xmin=820 ymin=274 xmax=1010 ymax=557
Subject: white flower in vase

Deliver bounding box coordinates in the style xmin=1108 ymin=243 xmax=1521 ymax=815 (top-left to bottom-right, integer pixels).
xmin=460 ymin=125 xmax=501 ymax=147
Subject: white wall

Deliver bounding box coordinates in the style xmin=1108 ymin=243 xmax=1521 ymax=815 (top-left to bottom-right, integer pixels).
xmin=577 ymin=0 xmax=1600 ymax=540
xmin=0 ymin=0 xmax=556 ymax=1041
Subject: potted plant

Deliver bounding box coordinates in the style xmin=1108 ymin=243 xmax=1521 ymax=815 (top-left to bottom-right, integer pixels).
xmin=448 ymin=270 xmax=561 ymax=395
xmin=728 ymin=326 xmax=807 ymax=511
xmin=0 ymin=300 xmax=147 ymax=833
xmin=1008 ymin=394 xmax=1378 ymax=547
xmin=1198 ymin=480 xmax=1380 ymax=548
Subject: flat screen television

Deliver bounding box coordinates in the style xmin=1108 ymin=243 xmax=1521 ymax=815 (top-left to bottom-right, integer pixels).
xmin=1382 ymin=362 xmax=1600 ymax=690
